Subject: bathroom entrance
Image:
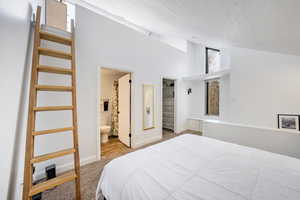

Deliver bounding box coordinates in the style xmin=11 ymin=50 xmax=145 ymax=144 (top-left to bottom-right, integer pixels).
xmin=99 ymin=67 xmax=132 ymax=159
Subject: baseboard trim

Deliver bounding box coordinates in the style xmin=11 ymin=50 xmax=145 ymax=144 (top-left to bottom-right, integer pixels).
xmin=179 ymin=129 xmax=202 ymax=135
xmin=132 ymin=134 xmax=162 ymax=148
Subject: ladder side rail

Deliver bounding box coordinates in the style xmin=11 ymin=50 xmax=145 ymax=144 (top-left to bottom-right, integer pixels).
xmin=71 ymin=19 xmax=81 ymax=200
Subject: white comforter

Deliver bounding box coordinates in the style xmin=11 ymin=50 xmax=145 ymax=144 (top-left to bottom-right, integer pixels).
xmin=97 ymin=134 xmax=300 ymax=200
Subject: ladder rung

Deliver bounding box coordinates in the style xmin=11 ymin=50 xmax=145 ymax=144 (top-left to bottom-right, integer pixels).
xmin=38 ymin=47 xmax=72 ymax=60
xmin=33 ymin=127 xmax=73 ymax=136
xmin=40 ymin=31 xmax=72 ymax=46
xmin=35 ymin=85 xmax=73 ymax=92
xmin=29 ymin=171 xmax=77 ymax=196
xmin=37 ymin=65 xmax=72 ymax=75
xmin=31 ymin=148 xmax=76 ymax=164
xmin=33 ymin=106 xmax=73 ymax=112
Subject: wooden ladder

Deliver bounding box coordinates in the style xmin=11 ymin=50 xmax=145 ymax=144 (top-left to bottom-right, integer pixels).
xmin=22 ymin=6 xmax=81 ymax=200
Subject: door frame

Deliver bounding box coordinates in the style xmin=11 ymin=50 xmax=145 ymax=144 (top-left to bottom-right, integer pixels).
xmin=161 ymin=76 xmax=178 ymax=133
xmin=97 ymin=66 xmax=134 ymax=160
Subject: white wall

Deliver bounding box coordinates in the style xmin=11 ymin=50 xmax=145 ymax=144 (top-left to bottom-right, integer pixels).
xmin=186 ymin=43 xmax=300 ymax=129
xmin=0 ymin=3 xmax=188 ymax=199
xmin=4 ymin=2 xmax=300 ymax=199
xmin=174 ymin=79 xmax=190 ymax=132
xmin=185 ymin=42 xmax=231 ymax=122
xmin=0 ymin=0 xmax=37 ymax=199
xmin=75 ymin=5 xmax=187 ymax=151
xmin=9 ymin=4 xmax=187 ymax=199
xmin=227 ymin=48 xmax=300 ymax=127
xmin=186 ymin=42 xmax=204 ymax=75
xmin=185 ymin=43 xmax=300 ymax=160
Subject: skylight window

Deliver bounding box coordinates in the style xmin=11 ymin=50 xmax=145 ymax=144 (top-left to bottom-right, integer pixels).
xmin=205 ymin=47 xmax=221 ymax=74
xmin=65 ymin=1 xmax=75 ymax=32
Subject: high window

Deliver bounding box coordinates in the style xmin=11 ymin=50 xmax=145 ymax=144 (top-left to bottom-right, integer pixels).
xmin=205 ymin=47 xmax=221 ymax=74
xmin=65 ymin=1 xmax=76 ymax=32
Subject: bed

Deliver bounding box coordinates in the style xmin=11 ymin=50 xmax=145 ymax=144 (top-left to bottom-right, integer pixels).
xmin=96 ymin=134 xmax=300 ymax=200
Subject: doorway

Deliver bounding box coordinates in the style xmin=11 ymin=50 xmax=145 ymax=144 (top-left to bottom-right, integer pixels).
xmin=162 ymin=78 xmax=176 ymax=137
xmin=99 ymin=67 xmax=132 ymax=159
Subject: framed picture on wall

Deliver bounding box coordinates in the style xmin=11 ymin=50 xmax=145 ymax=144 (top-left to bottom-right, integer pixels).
xmin=143 ymin=84 xmax=155 ymax=130
xmin=277 ymin=114 xmax=300 ymax=131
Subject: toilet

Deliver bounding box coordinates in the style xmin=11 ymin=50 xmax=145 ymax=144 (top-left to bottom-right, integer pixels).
xmin=101 ymin=125 xmax=111 ymax=143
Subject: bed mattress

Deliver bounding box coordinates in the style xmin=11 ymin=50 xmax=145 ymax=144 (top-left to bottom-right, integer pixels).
xmin=97 ymin=134 xmax=300 ymax=200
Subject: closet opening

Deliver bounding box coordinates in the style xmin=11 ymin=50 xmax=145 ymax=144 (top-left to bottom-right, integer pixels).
xmin=162 ymin=78 xmax=176 ymax=137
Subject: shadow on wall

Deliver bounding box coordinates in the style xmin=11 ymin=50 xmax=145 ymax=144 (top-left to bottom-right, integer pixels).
xmin=7 ymin=4 xmax=34 ymax=199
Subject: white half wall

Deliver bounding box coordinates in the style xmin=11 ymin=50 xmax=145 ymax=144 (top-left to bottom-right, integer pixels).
xmin=203 ymin=120 xmax=300 ymax=159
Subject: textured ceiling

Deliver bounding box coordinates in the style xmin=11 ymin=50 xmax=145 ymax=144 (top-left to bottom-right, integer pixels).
xmin=80 ymin=0 xmax=300 ymax=56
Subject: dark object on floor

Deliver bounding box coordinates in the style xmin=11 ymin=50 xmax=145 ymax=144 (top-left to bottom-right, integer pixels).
xmin=32 ymin=180 xmax=42 ymax=200
xmin=46 ymin=164 xmax=56 ymax=180
xmin=32 ymin=192 xmax=42 ymax=200
xmin=32 ymin=166 xmax=42 ymax=200
xmin=104 ymin=100 xmax=109 ymax=111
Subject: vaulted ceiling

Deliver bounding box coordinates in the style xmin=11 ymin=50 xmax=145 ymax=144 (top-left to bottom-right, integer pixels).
xmin=80 ymin=0 xmax=300 ymax=56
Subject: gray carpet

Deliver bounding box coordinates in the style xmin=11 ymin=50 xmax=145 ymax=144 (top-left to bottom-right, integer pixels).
xmin=42 ymin=159 xmax=109 ymax=200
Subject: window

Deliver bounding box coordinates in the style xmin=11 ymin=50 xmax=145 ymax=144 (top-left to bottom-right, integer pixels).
xmin=65 ymin=1 xmax=76 ymax=32
xmin=205 ymin=79 xmax=220 ymax=116
xmin=206 ymin=47 xmax=221 ymax=74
